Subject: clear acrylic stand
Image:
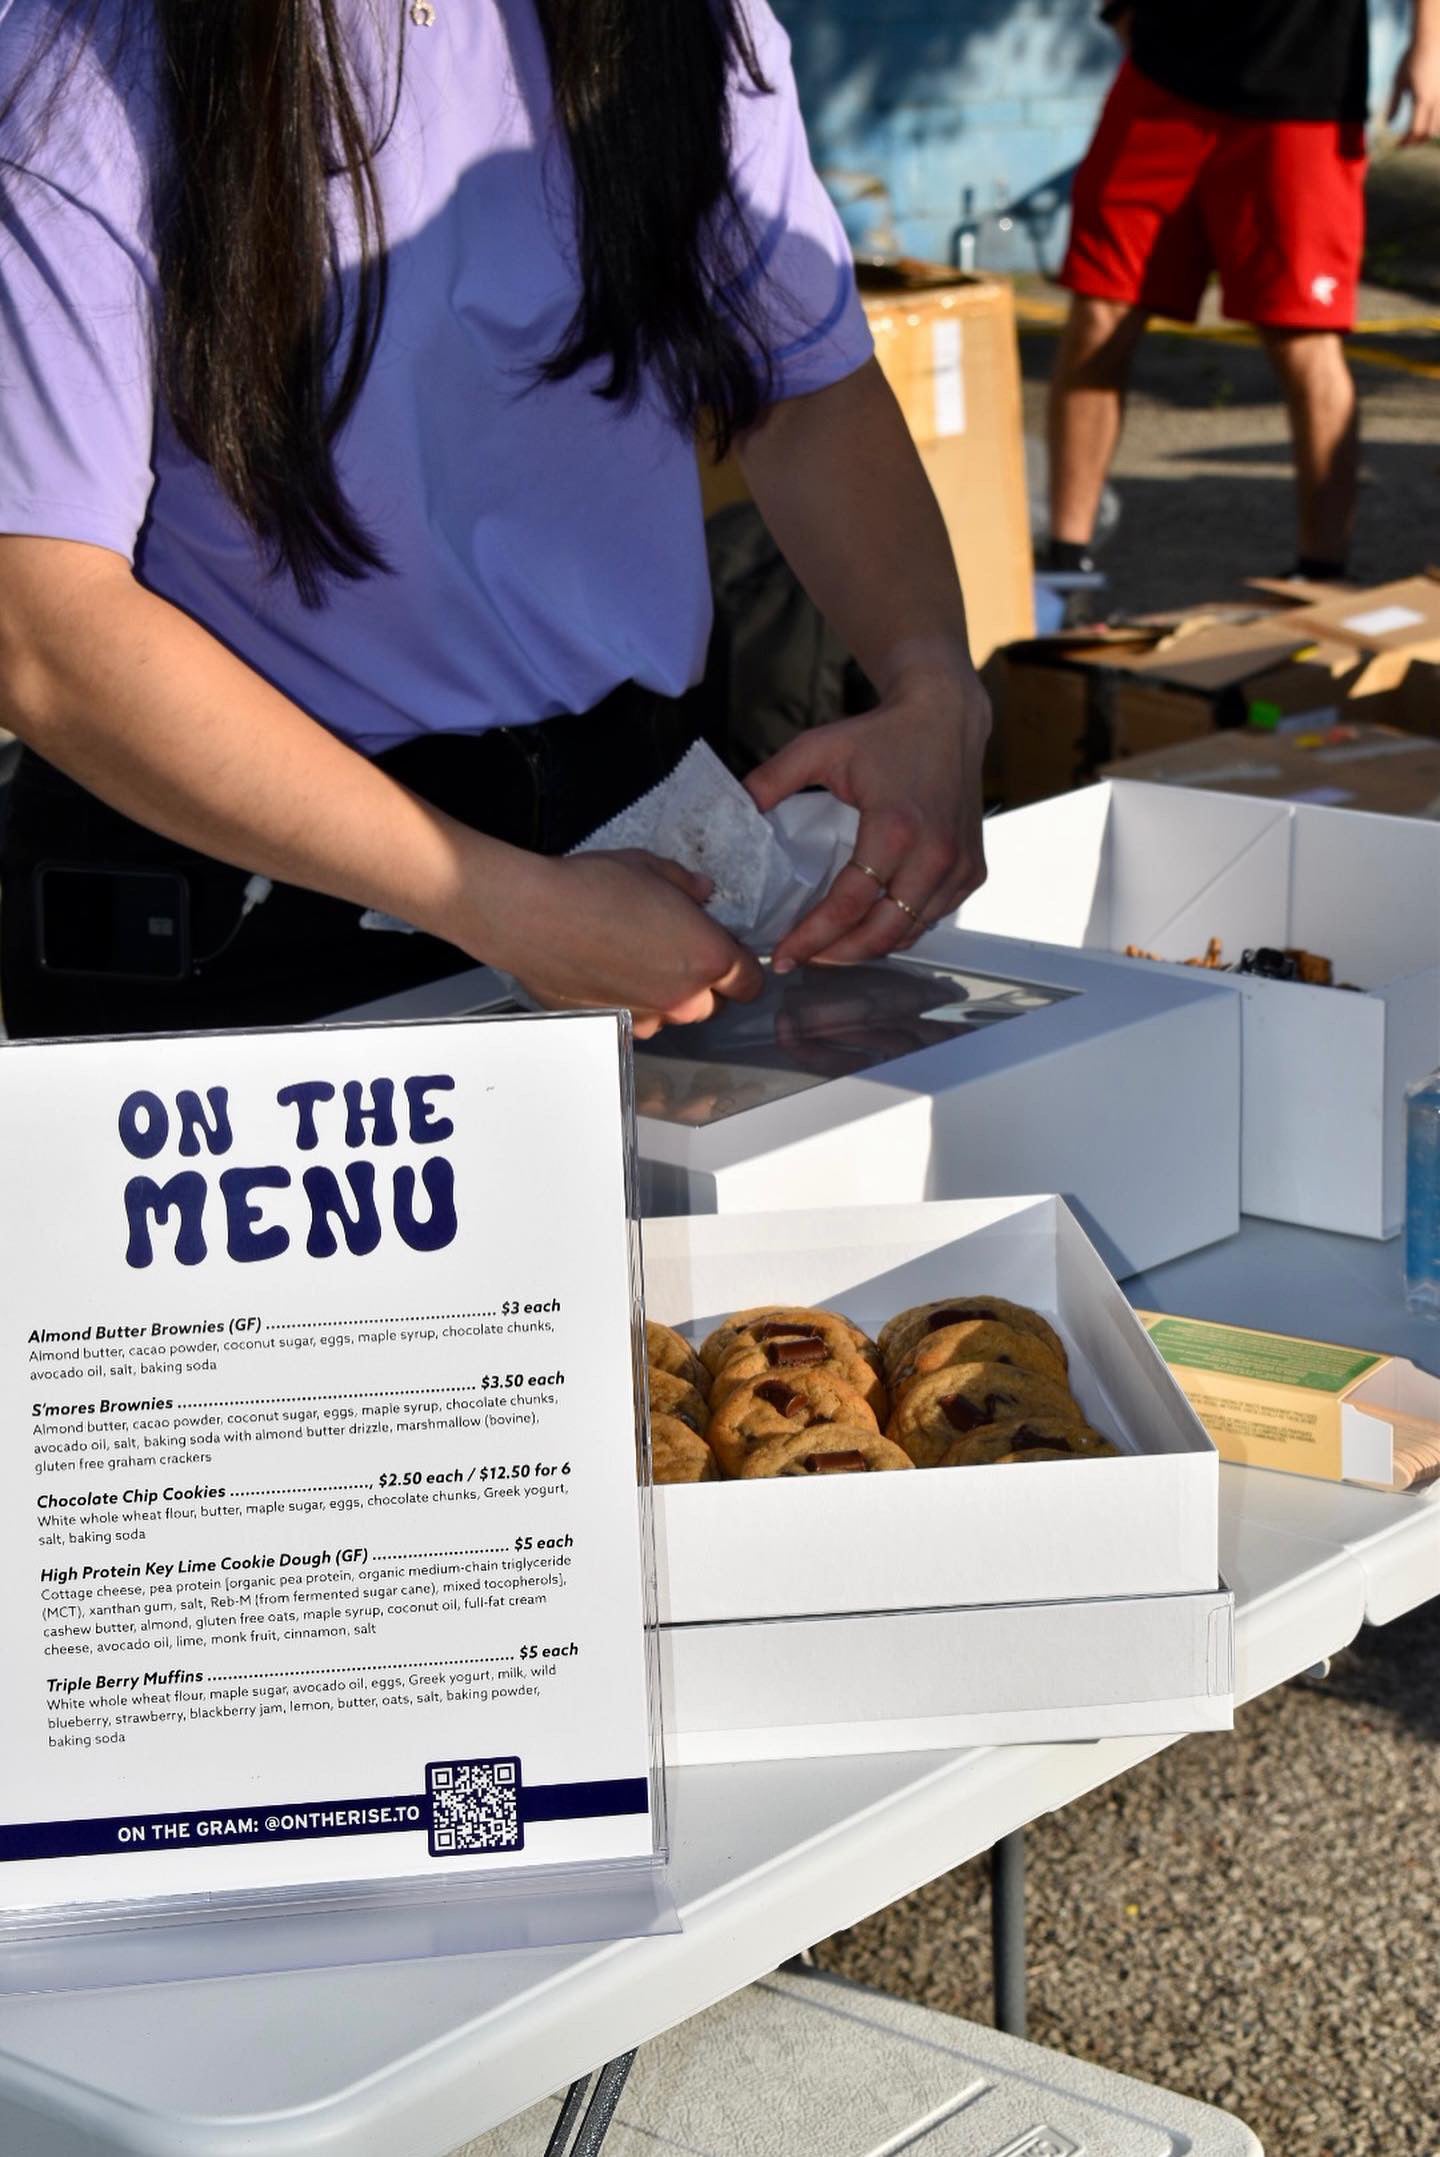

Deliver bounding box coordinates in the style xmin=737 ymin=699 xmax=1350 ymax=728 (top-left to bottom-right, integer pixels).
xmin=0 ymin=1009 xmax=673 ymax=1990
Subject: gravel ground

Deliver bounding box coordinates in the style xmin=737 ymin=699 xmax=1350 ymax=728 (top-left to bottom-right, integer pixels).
xmin=816 ymin=1592 xmax=1440 ymax=2154
xmin=1017 ymin=297 xmax=1440 ymax=618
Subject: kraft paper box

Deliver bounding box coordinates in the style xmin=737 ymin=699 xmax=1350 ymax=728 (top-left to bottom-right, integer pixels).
xmin=959 ymin=780 xmax=1440 ymax=1239
xmin=1138 ymin=1311 xmax=1440 ymax=1492
xmin=1099 ymin=720 xmax=1440 ymax=821
xmin=990 ymin=605 xmax=1362 ymax=809
xmin=639 ymin=1198 xmax=1231 ymax=1763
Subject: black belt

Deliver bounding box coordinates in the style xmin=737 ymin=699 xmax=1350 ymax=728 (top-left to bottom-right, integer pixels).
xmin=0 ymin=676 xmax=719 ymax=1040
xmin=374 ymin=677 xmax=716 ymax=854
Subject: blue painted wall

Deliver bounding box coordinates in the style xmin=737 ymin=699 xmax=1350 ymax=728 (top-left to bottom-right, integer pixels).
xmin=782 ymin=0 xmax=1417 ymax=272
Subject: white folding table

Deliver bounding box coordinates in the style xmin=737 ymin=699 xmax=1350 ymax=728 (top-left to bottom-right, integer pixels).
xmin=0 ymin=1219 xmax=1433 ymax=2157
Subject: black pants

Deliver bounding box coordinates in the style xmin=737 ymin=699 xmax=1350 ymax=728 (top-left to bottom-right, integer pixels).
xmin=0 ymin=680 xmax=714 ymax=1040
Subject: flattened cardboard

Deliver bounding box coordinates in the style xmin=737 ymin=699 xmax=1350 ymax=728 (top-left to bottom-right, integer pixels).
xmin=1099 ymin=721 xmax=1440 ymax=820
xmin=1286 ymin=573 xmax=1440 ymax=660
xmin=992 ymin=605 xmax=1364 ymax=807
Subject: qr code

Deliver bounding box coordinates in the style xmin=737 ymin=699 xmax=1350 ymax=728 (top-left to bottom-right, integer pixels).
xmin=427 ymin=1757 xmax=524 ymax=1857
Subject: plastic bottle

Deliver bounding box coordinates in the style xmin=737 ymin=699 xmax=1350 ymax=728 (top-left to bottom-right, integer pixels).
xmin=1404 ymin=1067 xmax=1440 ymax=1317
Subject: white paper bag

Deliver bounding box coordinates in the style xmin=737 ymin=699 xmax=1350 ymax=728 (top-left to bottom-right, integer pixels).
xmin=572 ymin=740 xmax=858 ymax=950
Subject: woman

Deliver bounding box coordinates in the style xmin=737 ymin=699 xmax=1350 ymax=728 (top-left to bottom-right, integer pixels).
xmin=0 ymin=0 xmax=989 ymax=1042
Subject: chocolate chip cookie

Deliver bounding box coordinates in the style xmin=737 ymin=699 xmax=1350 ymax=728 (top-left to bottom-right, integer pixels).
xmin=710 ymin=1335 xmax=887 ymax=1420
xmin=739 ymin=1427 xmax=913 ymax=1477
xmin=646 ymin=1319 xmax=709 ymax=1399
xmin=699 ymin=1307 xmax=880 ymax=1382
xmin=706 ymin=1367 xmax=879 ymax=1480
xmin=934 ymin=1416 xmax=1118 ymax=1469
xmin=887 ymin=1361 xmax=1080 ymax=1467
xmin=648 ymin=1367 xmax=709 ymax=1436
xmin=889 ymin=1321 xmax=1068 ymax=1405
xmin=652 ymin=1417 xmax=720 ymax=1483
xmin=880 ymin=1297 xmax=1068 ymax=1381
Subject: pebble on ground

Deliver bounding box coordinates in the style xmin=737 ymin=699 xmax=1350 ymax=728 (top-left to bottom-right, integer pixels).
xmin=816 ymin=1593 xmax=1440 ymax=2155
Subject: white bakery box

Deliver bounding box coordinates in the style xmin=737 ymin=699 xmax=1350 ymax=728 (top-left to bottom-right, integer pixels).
xmin=959 ymin=780 xmax=1440 ymax=1239
xmin=339 ymin=927 xmax=1242 ymax=1278
xmin=640 ymin=1197 xmax=1233 ymax=1766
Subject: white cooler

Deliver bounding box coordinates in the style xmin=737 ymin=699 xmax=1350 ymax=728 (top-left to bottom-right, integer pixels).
xmin=459 ymin=1968 xmax=1264 ymax=2157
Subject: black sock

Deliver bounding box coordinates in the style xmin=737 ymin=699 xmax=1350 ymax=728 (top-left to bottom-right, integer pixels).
xmin=1043 ymin=538 xmax=1096 ymax=574
xmin=1293 ymin=555 xmax=1348 ymax=583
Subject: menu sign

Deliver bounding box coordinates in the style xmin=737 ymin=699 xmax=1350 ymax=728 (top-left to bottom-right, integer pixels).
xmin=0 ymin=1015 xmax=656 ymax=1912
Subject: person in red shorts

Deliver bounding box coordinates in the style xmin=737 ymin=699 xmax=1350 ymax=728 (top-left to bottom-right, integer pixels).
xmin=1046 ymin=0 xmax=1440 ymax=583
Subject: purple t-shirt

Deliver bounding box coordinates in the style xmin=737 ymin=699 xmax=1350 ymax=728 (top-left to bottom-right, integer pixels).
xmin=0 ymin=0 xmax=871 ymax=752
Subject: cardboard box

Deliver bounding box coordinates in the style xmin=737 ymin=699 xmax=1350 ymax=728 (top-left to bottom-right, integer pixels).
xmin=1247 ymin=573 xmax=1440 ymax=735
xmin=633 ymin=925 xmax=1241 ymax=1278
xmin=991 ymin=606 xmax=1363 ymax=809
xmin=701 ymin=266 xmax=1034 ymax=668
xmin=641 ymin=1199 xmax=1231 ymax=1762
xmin=1281 ymin=573 xmax=1440 ymax=667
xmin=1099 ymin=720 xmax=1440 ymax=819
xmin=960 ymin=781 xmax=1440 ymax=1237
xmin=1138 ymin=1311 xmax=1440 ymax=1491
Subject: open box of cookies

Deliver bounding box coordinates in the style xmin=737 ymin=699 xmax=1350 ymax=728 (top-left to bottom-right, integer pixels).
xmin=640 ymin=1196 xmax=1219 ymax=1630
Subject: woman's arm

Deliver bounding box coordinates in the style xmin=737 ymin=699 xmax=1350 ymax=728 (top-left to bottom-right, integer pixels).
xmin=1391 ymin=0 xmax=1440 ymax=142
xmin=0 ymin=537 xmax=761 ymax=1030
xmin=736 ymin=357 xmax=990 ymax=969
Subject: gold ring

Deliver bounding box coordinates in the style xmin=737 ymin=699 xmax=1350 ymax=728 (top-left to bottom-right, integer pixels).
xmin=852 ymin=858 xmax=887 ymax=889
xmin=884 ymin=892 xmax=921 ymax=922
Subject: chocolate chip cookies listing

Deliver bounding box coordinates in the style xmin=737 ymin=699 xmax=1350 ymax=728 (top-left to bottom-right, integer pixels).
xmin=645 ymin=1304 xmax=1119 ymax=1483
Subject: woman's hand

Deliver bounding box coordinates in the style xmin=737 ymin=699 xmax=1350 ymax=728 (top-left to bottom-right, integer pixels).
xmin=745 ymin=665 xmax=990 ymax=971
xmin=477 ymin=847 xmax=764 ymax=1037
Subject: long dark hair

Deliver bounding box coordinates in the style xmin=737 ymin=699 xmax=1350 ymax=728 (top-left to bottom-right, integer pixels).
xmin=4 ymin=0 xmax=773 ymax=606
